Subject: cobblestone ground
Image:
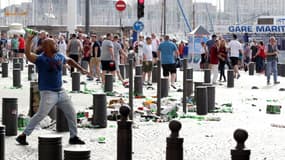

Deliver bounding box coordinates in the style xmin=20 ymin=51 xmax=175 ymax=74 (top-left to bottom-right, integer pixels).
xmin=1 ymin=62 xmax=285 ymax=160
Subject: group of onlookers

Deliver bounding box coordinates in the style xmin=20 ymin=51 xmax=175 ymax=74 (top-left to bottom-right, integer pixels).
xmin=202 ymin=34 xmax=280 ymax=85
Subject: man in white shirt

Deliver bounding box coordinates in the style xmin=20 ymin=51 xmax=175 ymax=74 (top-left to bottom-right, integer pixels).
xmin=228 ymin=34 xmax=242 ymax=79
xmin=151 ymin=33 xmax=160 ymax=65
xmin=58 ymin=35 xmax=67 ymax=55
xmin=142 ymin=37 xmax=153 ymax=85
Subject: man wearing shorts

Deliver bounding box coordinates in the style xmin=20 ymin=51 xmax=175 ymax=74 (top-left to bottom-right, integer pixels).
xmin=157 ymin=35 xmax=179 ymax=89
xmin=11 ymin=34 xmax=19 ymax=57
xmin=151 ymin=33 xmax=160 ymax=65
xmin=228 ymin=34 xmax=242 ymax=79
xmin=113 ymin=35 xmax=126 ymax=83
xmin=100 ymin=33 xmax=115 ymax=84
xmin=90 ymin=34 xmax=101 ymax=81
xmin=142 ymin=37 xmax=153 ymax=85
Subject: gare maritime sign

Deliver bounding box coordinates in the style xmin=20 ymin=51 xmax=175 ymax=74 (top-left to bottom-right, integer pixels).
xmin=228 ymin=25 xmax=285 ymax=33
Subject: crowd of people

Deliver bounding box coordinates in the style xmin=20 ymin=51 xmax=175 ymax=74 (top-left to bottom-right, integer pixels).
xmin=201 ymin=34 xmax=280 ymax=85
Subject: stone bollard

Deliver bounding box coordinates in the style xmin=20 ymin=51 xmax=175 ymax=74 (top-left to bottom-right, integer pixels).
xmin=117 ymin=106 xmax=132 ymax=160
xmin=279 ymin=64 xmax=285 ymax=77
xmin=134 ymin=75 xmax=143 ymax=96
xmin=135 ymin=65 xmax=142 ymax=75
xmin=196 ymin=86 xmax=208 ymax=115
xmin=1 ymin=62 xmax=8 ymax=78
xmin=185 ymin=79 xmax=193 ymax=97
xmin=92 ymin=93 xmax=107 ymax=128
xmin=13 ymin=63 xmax=21 ymax=70
xmin=152 ymin=66 xmax=158 ymax=83
xmin=186 ymin=68 xmax=193 ymax=80
xmin=166 ymin=120 xmax=183 ymax=160
xmin=231 ymin=129 xmax=251 ymax=160
xmin=227 ymin=70 xmax=234 ymax=88
xmin=38 ymin=135 xmax=62 ymax=160
xmin=128 ymin=59 xmax=134 ymax=120
xmin=119 ymin=64 xmax=126 ymax=79
xmin=194 ymin=82 xmax=203 ymax=102
xmin=0 ymin=125 xmax=5 ymax=160
xmin=12 ymin=58 xmax=19 ymax=67
xmin=64 ymin=148 xmax=90 ymax=160
xmin=161 ymin=78 xmax=169 ymax=98
xmin=28 ymin=64 xmax=35 ymax=81
xmin=204 ymin=69 xmax=211 ymax=83
xmin=125 ymin=63 xmax=130 ymax=79
xmin=19 ymin=58 xmax=24 ymax=71
xmin=2 ymin=98 xmax=18 ymax=136
xmin=13 ymin=68 xmax=21 ymax=88
xmin=71 ymin=72 xmax=80 ymax=92
xmin=56 ymin=107 xmax=69 ymax=132
xmin=248 ymin=62 xmax=255 ymax=76
xmin=62 ymin=65 xmax=67 ymax=76
xmin=207 ymin=86 xmax=215 ymax=112
xmin=104 ymin=74 xmax=113 ymax=92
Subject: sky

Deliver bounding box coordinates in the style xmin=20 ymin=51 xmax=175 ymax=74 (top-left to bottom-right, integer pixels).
xmin=0 ymin=0 xmax=223 ymax=10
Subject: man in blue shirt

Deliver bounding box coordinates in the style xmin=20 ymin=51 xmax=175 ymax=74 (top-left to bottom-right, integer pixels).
xmin=157 ymin=35 xmax=179 ymax=89
xmin=16 ymin=34 xmax=89 ymax=145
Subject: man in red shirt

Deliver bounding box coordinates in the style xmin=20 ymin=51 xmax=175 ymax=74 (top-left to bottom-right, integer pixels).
xmin=18 ymin=34 xmax=25 ymax=58
xmin=210 ymin=40 xmax=220 ymax=84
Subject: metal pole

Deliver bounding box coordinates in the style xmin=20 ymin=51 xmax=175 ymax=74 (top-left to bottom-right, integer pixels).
xmin=163 ymin=0 xmax=166 ymax=36
xmin=156 ymin=60 xmax=161 ymax=116
xmin=129 ymin=58 xmax=134 ymax=120
xmin=85 ymin=0 xmax=90 ymax=35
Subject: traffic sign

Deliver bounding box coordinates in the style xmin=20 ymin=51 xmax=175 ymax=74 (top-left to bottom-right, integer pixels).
xmin=133 ymin=21 xmax=144 ymax=32
xmin=115 ymin=0 xmax=127 ymax=12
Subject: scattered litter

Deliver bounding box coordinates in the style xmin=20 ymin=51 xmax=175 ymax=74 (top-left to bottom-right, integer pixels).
xmin=271 ymin=123 xmax=285 ymax=128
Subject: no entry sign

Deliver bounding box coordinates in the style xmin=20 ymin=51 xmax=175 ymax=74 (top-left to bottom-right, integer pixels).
xmin=115 ymin=0 xmax=126 ymax=12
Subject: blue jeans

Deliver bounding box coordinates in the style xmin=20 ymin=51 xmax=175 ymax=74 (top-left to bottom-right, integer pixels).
xmin=266 ymin=60 xmax=278 ymax=82
xmin=24 ymin=90 xmax=77 ymax=138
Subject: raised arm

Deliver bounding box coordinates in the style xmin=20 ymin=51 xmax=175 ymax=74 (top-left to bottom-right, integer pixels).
xmin=25 ymin=35 xmax=38 ymax=63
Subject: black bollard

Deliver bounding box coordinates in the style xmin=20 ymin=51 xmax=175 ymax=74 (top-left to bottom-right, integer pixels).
xmin=207 ymin=86 xmax=215 ymax=112
xmin=279 ymin=64 xmax=285 ymax=77
xmin=119 ymin=64 xmax=125 ymax=79
xmin=248 ymin=62 xmax=255 ymax=76
xmin=134 ymin=75 xmax=143 ymax=96
xmin=204 ymin=69 xmax=211 ymax=83
xmin=161 ymin=78 xmax=169 ymax=98
xmin=194 ymin=82 xmax=203 ymax=101
xmin=186 ymin=79 xmax=193 ymax=97
xmin=28 ymin=64 xmax=35 ymax=81
xmin=104 ymin=74 xmax=113 ymax=92
xmin=125 ymin=63 xmax=130 ymax=79
xmin=135 ymin=65 xmax=142 ymax=75
xmin=92 ymin=93 xmax=107 ymax=128
xmin=152 ymin=66 xmax=158 ymax=83
xmin=71 ymin=72 xmax=80 ymax=92
xmin=166 ymin=120 xmax=183 ymax=160
xmin=0 ymin=125 xmax=5 ymax=160
xmin=227 ymin=70 xmax=234 ymax=88
xmin=182 ymin=59 xmax=188 ymax=113
xmin=156 ymin=60 xmax=162 ymax=116
xmin=186 ymin=68 xmax=193 ymax=80
xmin=231 ymin=129 xmax=251 ymax=160
xmin=13 ymin=63 xmax=21 ymax=70
xmin=2 ymin=98 xmax=18 ymax=136
xmin=1 ymin=62 xmax=8 ymax=78
xmin=62 ymin=65 xmax=67 ymax=76
xmin=56 ymin=107 xmax=69 ymax=132
xmin=64 ymin=147 xmax=90 ymax=160
xmin=196 ymin=86 xmax=208 ymax=115
xmin=117 ymin=106 xmax=132 ymax=160
xmin=19 ymin=58 xmax=24 ymax=71
xmin=38 ymin=135 xmax=62 ymax=160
